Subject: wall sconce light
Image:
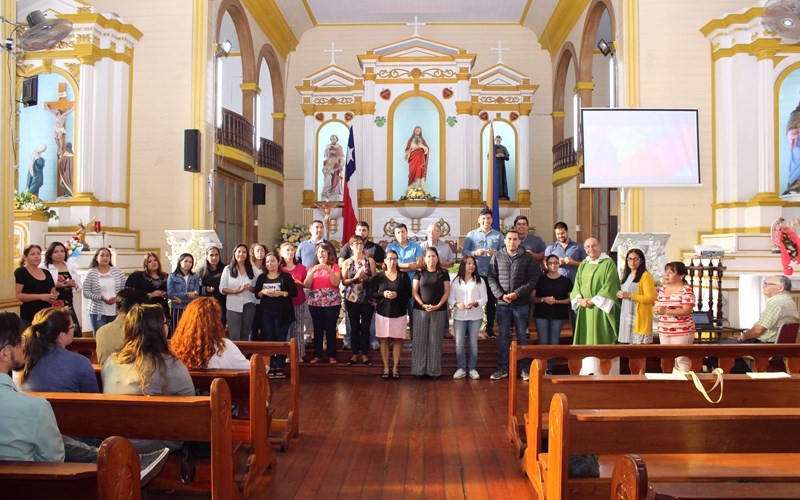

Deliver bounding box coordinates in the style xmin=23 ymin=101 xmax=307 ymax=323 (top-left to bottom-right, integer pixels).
xmin=215 ymin=39 xmax=232 ymax=58
xmin=597 ymin=38 xmax=614 ymax=57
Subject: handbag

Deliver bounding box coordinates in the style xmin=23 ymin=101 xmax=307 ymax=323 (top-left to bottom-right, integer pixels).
xmin=673 ymin=367 xmax=724 ymax=404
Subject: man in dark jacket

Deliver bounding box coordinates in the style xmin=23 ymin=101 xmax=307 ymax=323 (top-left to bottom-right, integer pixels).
xmin=488 ymin=229 xmax=541 ymax=380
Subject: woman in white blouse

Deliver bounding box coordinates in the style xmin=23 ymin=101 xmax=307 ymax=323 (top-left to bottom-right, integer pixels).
xmin=42 ymin=241 xmax=82 ymax=333
xmin=447 ymin=255 xmax=487 ymax=380
xmin=82 ymin=247 xmax=126 ymax=335
xmin=220 ymin=243 xmax=260 ymax=341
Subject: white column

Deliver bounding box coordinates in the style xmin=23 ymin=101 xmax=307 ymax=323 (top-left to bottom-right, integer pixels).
xmin=75 ymin=59 xmax=95 ymax=194
xmin=756 ymin=54 xmax=775 ymax=193
xmin=303 ymin=114 xmax=315 ymax=192
xmin=517 ymin=115 xmax=530 ymax=192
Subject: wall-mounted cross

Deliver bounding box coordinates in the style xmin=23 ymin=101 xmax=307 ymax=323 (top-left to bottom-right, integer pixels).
xmin=490 ymin=40 xmax=510 ymax=64
xmin=406 ymin=16 xmax=426 ymax=37
xmin=323 ymin=42 xmax=342 ymax=66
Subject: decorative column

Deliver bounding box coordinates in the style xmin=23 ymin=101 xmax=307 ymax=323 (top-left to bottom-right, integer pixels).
xmin=73 ymin=56 xmax=96 ymax=198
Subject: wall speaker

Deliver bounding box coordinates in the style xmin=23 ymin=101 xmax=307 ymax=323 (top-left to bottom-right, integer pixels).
xmin=21 ymin=76 xmax=38 ymax=108
xmin=184 ymin=129 xmax=200 ymax=172
xmin=253 ymin=183 xmax=266 ymax=205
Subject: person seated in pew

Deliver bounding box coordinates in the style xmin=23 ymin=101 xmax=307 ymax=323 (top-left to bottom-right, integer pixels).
xmin=713 ymin=275 xmax=800 ymax=373
xmin=16 ymin=307 xmax=99 ymax=394
xmin=737 ymin=275 xmax=799 ymax=344
xmin=171 ymin=296 xmax=250 ymax=370
xmin=0 ymin=311 xmax=170 ymax=485
xmin=102 ymin=304 xmax=195 ymax=453
xmin=96 ymin=287 xmax=149 ymax=364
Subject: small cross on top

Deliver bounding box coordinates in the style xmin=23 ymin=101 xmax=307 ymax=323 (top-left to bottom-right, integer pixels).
xmin=323 ymin=42 xmax=342 ymax=66
xmin=490 ymin=40 xmax=510 ymax=64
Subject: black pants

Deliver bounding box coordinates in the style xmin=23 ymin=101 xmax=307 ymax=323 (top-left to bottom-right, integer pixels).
xmin=482 ymin=276 xmax=497 ymax=332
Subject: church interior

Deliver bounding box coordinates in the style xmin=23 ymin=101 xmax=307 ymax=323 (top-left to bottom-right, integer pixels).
xmin=4 ymin=1 xmax=800 ymax=498
xmin=3 ymin=0 xmax=798 ymax=327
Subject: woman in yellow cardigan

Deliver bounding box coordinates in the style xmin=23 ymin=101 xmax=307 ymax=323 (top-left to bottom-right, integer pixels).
xmin=616 ymin=248 xmax=656 ymax=344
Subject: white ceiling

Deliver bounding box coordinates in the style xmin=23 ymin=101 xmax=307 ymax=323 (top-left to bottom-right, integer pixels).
xmin=303 ymin=0 xmax=530 ymax=25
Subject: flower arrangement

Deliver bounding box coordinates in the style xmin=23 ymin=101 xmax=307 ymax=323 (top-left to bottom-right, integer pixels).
xmin=14 ymin=190 xmax=58 ymax=220
xmin=277 ymin=223 xmax=309 ymax=249
xmin=65 ymin=236 xmax=84 ymax=259
xmin=400 ymin=187 xmax=438 ymax=201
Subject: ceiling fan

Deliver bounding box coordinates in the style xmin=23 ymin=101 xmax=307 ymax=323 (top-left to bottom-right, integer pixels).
xmin=1 ymin=9 xmax=73 ymax=53
xmin=764 ymin=0 xmax=800 ymax=42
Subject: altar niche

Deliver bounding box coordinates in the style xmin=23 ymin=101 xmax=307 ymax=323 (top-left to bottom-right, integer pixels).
xmin=481 ymin=120 xmax=517 ymax=201
xmin=317 ymin=121 xmax=349 ymax=202
xmin=18 ymin=73 xmax=76 ymax=202
xmin=390 ymin=95 xmax=442 ymax=200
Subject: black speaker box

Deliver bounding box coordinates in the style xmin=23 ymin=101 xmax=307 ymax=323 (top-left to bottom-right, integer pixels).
xmin=253 ymin=183 xmax=266 ymax=205
xmin=184 ymin=129 xmax=200 ymax=172
xmin=21 ymin=76 xmax=38 ymax=107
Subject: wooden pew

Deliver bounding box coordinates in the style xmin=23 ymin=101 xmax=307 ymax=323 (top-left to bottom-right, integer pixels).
xmin=31 ymin=378 xmax=249 ymax=499
xmin=236 ymin=340 xmax=300 ymax=450
xmin=188 ymin=354 xmax=277 ymax=495
xmin=70 ymin=337 xmax=300 ymax=450
xmin=542 ymin=393 xmax=800 ymax=500
xmin=610 ymin=454 xmax=800 ymax=500
xmin=0 ymin=435 xmax=141 ymax=500
xmin=519 ymin=359 xmax=800 ymax=499
xmin=508 ymin=341 xmax=800 ymax=452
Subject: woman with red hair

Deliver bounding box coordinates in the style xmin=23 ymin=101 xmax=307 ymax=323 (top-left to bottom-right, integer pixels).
xmin=171 ymin=296 xmax=249 ymax=369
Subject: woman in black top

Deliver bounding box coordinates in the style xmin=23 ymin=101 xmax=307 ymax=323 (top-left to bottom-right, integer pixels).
xmin=43 ymin=241 xmax=82 ymax=333
xmin=410 ymin=247 xmax=451 ymax=378
xmin=255 ymin=251 xmax=297 ymax=378
xmin=198 ymin=246 xmax=227 ymax=325
xmin=533 ymin=254 xmax=573 ymax=373
xmin=125 ymin=252 xmax=169 ymax=319
xmin=15 ymin=244 xmax=58 ymax=326
xmin=371 ymin=249 xmax=412 ymax=379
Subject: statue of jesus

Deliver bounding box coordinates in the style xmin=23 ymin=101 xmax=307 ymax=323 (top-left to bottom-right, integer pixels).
xmin=404 ymin=126 xmax=429 ymax=190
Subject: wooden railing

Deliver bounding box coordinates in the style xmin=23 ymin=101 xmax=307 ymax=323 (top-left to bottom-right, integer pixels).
xmin=552 ymin=137 xmax=577 ymax=172
xmin=687 ymin=257 xmax=725 ymax=326
xmin=216 ymin=108 xmax=254 ymax=156
xmin=256 ymin=137 xmax=284 ymax=175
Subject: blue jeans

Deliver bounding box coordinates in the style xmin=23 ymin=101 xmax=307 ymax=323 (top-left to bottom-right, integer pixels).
xmin=309 ymin=305 xmax=339 ymax=359
xmin=496 ymin=304 xmax=530 ymax=372
xmin=534 ymin=317 xmax=565 ymax=371
xmin=454 ymin=319 xmax=481 ymax=371
xmin=90 ymin=313 xmax=115 ymax=336
xmin=261 ymin=310 xmax=290 ymax=369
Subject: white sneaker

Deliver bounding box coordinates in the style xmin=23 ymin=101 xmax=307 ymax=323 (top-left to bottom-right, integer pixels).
xmin=521 ymin=369 xmax=530 ymax=381
xmin=469 ymin=369 xmax=480 ymax=380
xmin=453 ymin=368 xmax=466 ymax=379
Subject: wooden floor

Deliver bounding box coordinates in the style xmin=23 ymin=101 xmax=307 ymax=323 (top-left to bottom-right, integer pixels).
xmin=151 ymin=357 xmax=536 ymax=499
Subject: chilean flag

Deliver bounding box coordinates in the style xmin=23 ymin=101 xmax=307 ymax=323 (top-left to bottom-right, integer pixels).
xmin=342 ymin=126 xmax=358 ymax=244
xmin=487 ymin=121 xmax=500 ymax=230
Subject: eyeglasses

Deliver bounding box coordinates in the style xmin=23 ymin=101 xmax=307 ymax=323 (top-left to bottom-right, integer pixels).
xmin=626 ymin=257 xmax=641 ymax=262
xmin=763 ymin=282 xmax=780 ymax=287
xmin=67 ymin=324 xmax=75 ymax=331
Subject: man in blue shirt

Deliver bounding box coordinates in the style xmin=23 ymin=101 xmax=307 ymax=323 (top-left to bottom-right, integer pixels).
xmin=462 ymin=208 xmax=504 ymax=337
xmin=514 ymin=215 xmax=546 ymax=264
xmin=544 ymin=221 xmax=586 ymax=282
xmin=297 ymin=220 xmax=329 ymax=268
xmin=387 ymin=223 xmax=423 ymax=331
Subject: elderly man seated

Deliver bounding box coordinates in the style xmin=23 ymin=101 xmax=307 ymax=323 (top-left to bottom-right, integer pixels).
xmin=737 ymin=275 xmax=799 ymax=343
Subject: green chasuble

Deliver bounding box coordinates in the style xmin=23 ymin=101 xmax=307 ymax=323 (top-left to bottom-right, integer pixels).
xmin=570 ymin=256 xmax=621 ymax=345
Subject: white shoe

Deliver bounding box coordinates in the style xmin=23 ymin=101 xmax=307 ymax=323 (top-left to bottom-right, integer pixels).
xmin=453 ymin=368 xmax=466 ymax=379
xmin=139 ymin=447 xmax=170 ymax=486
xmin=469 ymin=369 xmax=480 ymax=380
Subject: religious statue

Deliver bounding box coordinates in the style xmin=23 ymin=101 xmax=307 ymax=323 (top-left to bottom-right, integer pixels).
xmin=58 ymin=142 xmax=74 ymax=198
xmin=492 ymin=135 xmax=510 ymax=199
xmin=321 ymin=134 xmax=345 ymax=200
xmin=43 ymin=102 xmax=73 ymax=158
xmin=75 ymin=217 xmax=96 ymax=251
xmin=26 ymin=144 xmax=47 ymax=197
xmin=404 ymin=126 xmax=429 ymax=190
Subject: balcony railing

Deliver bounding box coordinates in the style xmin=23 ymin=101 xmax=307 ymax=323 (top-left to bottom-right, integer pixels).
xmin=256 ymin=137 xmax=284 ymax=175
xmin=552 ymin=137 xmax=577 ymax=173
xmin=216 ymin=108 xmax=254 ymax=156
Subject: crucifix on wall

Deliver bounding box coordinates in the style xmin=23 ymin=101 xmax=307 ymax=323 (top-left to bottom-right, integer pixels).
xmin=43 ymin=82 xmax=74 ymax=158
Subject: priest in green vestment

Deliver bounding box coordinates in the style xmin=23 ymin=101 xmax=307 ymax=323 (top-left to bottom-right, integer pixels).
xmin=570 ymin=238 xmax=621 ymax=345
